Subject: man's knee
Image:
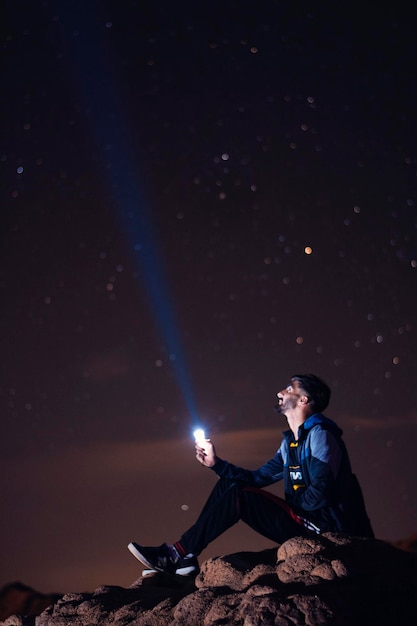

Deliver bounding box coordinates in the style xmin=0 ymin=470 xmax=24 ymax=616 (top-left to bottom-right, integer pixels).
xmin=209 ymin=478 xmax=246 ymax=507
xmin=216 ymin=477 xmax=242 ymax=493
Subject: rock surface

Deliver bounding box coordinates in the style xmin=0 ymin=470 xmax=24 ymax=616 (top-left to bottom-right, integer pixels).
xmin=1 ymin=533 xmax=417 ymax=625
xmin=0 ymin=583 xmax=61 ymax=622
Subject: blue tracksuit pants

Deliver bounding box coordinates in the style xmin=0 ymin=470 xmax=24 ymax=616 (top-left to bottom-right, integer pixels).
xmin=179 ymin=477 xmax=312 ymax=556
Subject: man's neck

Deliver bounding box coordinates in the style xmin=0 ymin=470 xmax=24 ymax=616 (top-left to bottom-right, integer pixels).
xmin=286 ymin=411 xmax=312 ymax=440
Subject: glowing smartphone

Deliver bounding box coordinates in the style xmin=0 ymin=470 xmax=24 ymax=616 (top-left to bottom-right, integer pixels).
xmin=193 ymin=428 xmax=206 ymax=444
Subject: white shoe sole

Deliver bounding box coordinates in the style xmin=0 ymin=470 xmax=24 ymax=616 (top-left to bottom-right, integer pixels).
xmin=175 ymin=564 xmax=198 ymax=576
xmin=141 ymin=568 xmax=157 ymax=577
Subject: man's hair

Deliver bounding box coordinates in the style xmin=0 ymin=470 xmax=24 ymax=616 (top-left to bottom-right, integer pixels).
xmin=291 ymin=373 xmax=331 ymax=413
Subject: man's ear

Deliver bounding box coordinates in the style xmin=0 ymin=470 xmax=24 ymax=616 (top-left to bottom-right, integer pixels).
xmin=300 ymin=395 xmax=309 ymax=405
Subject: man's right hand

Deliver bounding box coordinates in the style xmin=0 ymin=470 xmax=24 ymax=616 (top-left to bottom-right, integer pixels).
xmin=195 ymin=438 xmax=217 ymax=467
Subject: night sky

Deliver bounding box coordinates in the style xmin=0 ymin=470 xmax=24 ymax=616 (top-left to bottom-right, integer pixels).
xmin=1 ymin=0 xmax=417 ymax=593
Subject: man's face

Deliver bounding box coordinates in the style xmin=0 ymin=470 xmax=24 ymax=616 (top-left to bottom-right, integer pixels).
xmin=276 ymin=380 xmax=305 ymax=414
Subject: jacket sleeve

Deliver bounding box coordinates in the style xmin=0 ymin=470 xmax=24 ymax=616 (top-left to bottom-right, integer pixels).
xmin=210 ymin=449 xmax=284 ymax=488
xmin=290 ymin=428 xmax=342 ymax=512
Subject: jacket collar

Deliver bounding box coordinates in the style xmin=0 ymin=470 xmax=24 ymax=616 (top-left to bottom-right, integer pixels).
xmin=283 ymin=412 xmax=343 ymax=441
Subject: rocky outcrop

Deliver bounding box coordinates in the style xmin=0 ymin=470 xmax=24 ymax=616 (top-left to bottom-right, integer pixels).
xmin=0 ymin=583 xmax=61 ymax=622
xmin=1 ymin=533 xmax=417 ymax=625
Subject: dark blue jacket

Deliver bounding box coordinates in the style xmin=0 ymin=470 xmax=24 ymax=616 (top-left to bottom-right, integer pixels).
xmin=212 ymin=413 xmax=374 ymax=537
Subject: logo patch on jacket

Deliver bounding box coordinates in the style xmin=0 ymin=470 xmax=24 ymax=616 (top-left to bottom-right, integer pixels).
xmin=288 ymin=441 xmax=305 ymax=491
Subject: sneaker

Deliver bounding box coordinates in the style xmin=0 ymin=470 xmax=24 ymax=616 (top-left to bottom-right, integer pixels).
xmin=174 ymin=555 xmax=199 ymax=576
xmin=141 ymin=567 xmax=158 ymax=577
xmin=128 ymin=542 xmax=199 ymax=576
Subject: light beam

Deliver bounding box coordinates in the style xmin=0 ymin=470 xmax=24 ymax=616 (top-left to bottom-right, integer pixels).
xmin=57 ymin=1 xmax=199 ymax=423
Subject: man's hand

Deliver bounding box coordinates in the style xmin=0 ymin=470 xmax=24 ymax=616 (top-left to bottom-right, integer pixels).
xmin=195 ymin=438 xmax=217 ymax=467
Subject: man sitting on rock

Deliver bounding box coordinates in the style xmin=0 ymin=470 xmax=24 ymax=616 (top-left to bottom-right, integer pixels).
xmin=128 ymin=373 xmax=374 ymax=576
